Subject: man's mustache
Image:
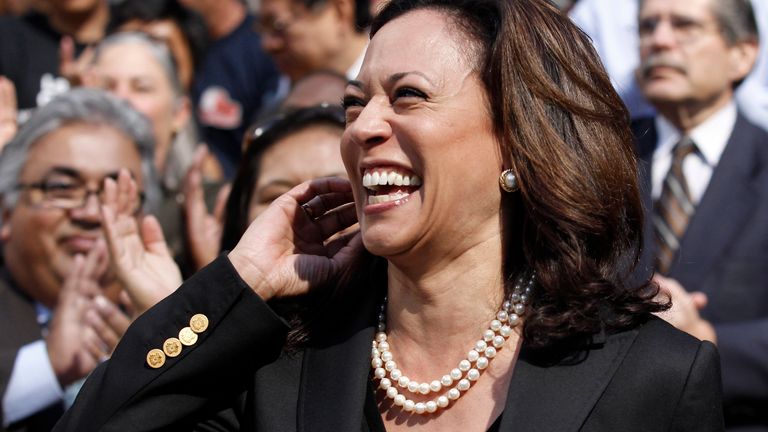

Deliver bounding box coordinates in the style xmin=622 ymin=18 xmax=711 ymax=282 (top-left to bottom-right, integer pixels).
xmin=638 ymin=55 xmax=687 ymax=78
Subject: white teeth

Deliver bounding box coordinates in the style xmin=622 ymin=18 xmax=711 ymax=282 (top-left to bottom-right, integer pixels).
xmin=361 ymin=169 xmax=422 ymax=189
xmin=367 ymin=191 xmax=410 ymax=205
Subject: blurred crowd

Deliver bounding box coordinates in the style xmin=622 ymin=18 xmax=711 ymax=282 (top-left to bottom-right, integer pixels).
xmin=0 ymin=0 xmax=765 ymax=431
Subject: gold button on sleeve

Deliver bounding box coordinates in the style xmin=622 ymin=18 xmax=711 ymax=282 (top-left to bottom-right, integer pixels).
xmin=190 ymin=314 xmax=209 ymax=333
xmin=179 ymin=327 xmax=198 ymax=346
xmin=146 ymin=349 xmax=166 ymax=369
xmin=163 ymin=337 xmax=183 ymax=357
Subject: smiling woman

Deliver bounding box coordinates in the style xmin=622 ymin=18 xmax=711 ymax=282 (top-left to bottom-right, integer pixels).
xmin=55 ymin=1 xmax=724 ymax=431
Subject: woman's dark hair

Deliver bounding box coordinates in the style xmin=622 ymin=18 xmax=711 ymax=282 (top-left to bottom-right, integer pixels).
xmin=369 ymin=0 xmax=668 ymax=349
xmin=108 ymin=0 xmax=208 ymax=69
xmin=219 ymin=104 xmax=346 ymax=252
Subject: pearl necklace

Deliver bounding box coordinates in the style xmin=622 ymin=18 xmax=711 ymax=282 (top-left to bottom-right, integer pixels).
xmin=371 ymin=273 xmax=535 ymax=415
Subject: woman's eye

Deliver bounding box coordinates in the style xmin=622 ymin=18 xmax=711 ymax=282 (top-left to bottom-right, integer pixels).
xmin=394 ymin=87 xmax=426 ymax=100
xmin=342 ymin=95 xmax=365 ymax=110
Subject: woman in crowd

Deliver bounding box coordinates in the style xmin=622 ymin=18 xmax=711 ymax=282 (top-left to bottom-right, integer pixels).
xmin=55 ymin=0 xmax=723 ymax=430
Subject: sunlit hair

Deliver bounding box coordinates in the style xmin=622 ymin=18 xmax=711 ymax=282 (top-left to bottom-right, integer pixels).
xmin=0 ymin=88 xmax=159 ymax=212
xmin=369 ymin=0 xmax=668 ymax=349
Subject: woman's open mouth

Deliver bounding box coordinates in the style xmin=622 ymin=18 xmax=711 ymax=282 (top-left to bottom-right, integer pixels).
xmin=362 ymin=167 xmax=422 ymax=205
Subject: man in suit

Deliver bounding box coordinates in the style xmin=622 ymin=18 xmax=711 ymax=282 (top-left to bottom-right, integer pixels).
xmin=633 ymin=0 xmax=766 ymax=429
xmin=0 ymin=88 xmax=155 ymax=431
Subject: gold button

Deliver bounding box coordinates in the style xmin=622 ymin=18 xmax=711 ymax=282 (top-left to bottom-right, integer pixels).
xmin=163 ymin=337 xmax=183 ymax=357
xmin=146 ymin=349 xmax=166 ymax=368
xmin=179 ymin=327 xmax=198 ymax=346
xmin=190 ymin=314 xmax=209 ymax=333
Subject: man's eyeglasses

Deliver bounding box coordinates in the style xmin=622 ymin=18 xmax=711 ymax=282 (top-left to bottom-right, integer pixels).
xmin=639 ymin=16 xmax=722 ymax=46
xmin=16 ymin=177 xmax=145 ymax=214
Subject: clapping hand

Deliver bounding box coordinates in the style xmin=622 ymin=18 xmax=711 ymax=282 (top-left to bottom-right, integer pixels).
xmin=101 ymin=169 xmax=182 ymax=315
xmin=654 ymin=275 xmax=717 ymax=344
xmin=183 ymin=146 xmax=230 ymax=270
xmin=47 ymin=242 xmax=128 ymax=386
xmin=228 ymin=177 xmax=363 ymax=301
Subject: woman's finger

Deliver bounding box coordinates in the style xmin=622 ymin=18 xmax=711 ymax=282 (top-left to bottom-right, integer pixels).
xmin=311 ymin=202 xmax=358 ymax=241
xmin=299 ymin=191 xmax=355 ymax=221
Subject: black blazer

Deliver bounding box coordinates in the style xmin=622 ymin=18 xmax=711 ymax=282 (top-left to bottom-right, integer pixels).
xmin=634 ymin=114 xmax=768 ymax=427
xmin=0 ymin=269 xmax=64 ymax=431
xmin=55 ymin=257 xmax=723 ymax=431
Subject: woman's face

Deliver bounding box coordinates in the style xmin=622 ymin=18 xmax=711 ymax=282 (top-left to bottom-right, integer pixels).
xmin=248 ymin=125 xmax=347 ymax=222
xmin=89 ymin=41 xmax=188 ymax=173
xmin=341 ymin=9 xmax=503 ymax=261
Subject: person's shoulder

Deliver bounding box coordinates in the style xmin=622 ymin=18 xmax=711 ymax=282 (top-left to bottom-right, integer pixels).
xmin=621 ymin=316 xmax=715 ymax=370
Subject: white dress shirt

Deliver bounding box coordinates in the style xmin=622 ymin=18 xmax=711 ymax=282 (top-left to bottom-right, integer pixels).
xmin=651 ymin=101 xmax=737 ymax=204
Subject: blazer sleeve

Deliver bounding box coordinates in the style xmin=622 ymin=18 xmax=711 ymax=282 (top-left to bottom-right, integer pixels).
xmin=53 ymin=255 xmax=290 ymax=432
xmin=669 ymin=341 xmax=725 ymax=432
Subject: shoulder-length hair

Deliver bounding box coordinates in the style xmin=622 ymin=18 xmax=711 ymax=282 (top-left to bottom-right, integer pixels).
xmin=371 ymin=0 xmax=667 ymax=348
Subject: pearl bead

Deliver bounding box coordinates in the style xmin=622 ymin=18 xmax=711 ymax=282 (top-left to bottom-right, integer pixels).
xmin=500 ymin=325 xmax=512 ymax=337
xmin=376 ymin=332 xmax=387 ymax=342
xmin=372 ymin=358 xmax=383 ymax=368
xmin=490 ymin=320 xmax=502 ymax=331
xmin=485 ymin=347 xmax=497 ymax=358
xmin=394 ymin=394 xmax=406 ymax=406
xmin=426 ymin=401 xmax=438 ymax=413
xmin=475 ymin=340 xmax=487 ymax=351
xmin=386 ymin=386 xmax=398 ymax=399
xmin=381 ymin=351 xmax=393 ymax=362
xmin=447 ymin=388 xmax=461 ymax=400
xmin=441 ymin=375 xmax=453 ymax=386
xmin=467 ymin=349 xmax=480 ymax=362
xmin=476 ymin=357 xmax=489 ymax=370
xmin=503 ymin=300 xmax=512 ymax=311
xmin=457 ymin=379 xmax=471 ymax=391
xmin=497 ymin=310 xmax=509 ymax=322
xmin=407 ymin=381 xmax=419 ymax=393
xmin=404 ymin=400 xmax=415 ymax=412
xmin=398 ymin=376 xmax=409 ymax=387
xmin=430 ymin=380 xmax=442 ymax=392
xmin=514 ymin=303 xmax=525 ymax=314
xmin=467 ymin=369 xmax=480 ymax=381
xmin=521 ymin=293 xmax=530 ymax=304
xmin=511 ymin=293 xmax=521 ymax=303
xmin=450 ymin=368 xmax=462 ymax=380
xmin=380 ymin=378 xmax=391 ymax=390
xmin=375 ymin=367 xmax=386 ymax=378
xmin=378 ymin=341 xmax=390 ymax=351
xmin=390 ymin=369 xmax=402 ymax=380
xmin=492 ymin=335 xmax=505 ymax=348
xmin=377 ymin=323 xmax=386 ymax=332
xmin=385 ymin=360 xmax=397 ymax=371
xmin=483 ymin=330 xmax=494 ymax=342
xmin=437 ymin=396 xmax=449 ymax=408
xmin=372 ymin=348 xmax=380 ymax=358
xmin=458 ymin=359 xmax=471 ymax=371
xmin=418 ymin=383 xmax=430 ymax=395
xmin=508 ymin=313 xmax=520 ymax=325
xmin=415 ymin=402 xmax=426 ymax=414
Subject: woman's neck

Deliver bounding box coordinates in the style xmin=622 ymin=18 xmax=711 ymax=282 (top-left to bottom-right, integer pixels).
xmin=382 ymin=234 xmax=510 ymax=379
xmin=49 ymin=2 xmax=109 ymax=43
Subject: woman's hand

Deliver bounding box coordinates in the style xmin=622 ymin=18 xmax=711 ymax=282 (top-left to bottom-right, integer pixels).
xmin=183 ymin=146 xmax=230 ymax=270
xmin=101 ymin=169 xmax=182 ymax=315
xmin=0 ymin=76 xmax=18 ymax=150
xmin=228 ymin=177 xmax=362 ymax=301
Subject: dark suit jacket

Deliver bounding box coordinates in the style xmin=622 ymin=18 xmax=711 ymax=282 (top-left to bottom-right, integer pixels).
xmin=634 ymin=113 xmax=768 ymax=429
xmin=0 ymin=269 xmax=64 ymax=431
xmin=55 ymin=257 xmax=723 ymax=431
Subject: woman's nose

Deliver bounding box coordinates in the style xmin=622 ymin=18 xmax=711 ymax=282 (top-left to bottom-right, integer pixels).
xmin=346 ymin=96 xmax=393 ymax=148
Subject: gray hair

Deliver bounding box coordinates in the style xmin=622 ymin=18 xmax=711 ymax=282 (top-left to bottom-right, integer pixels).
xmin=0 ymin=87 xmax=159 ymax=210
xmin=92 ymin=31 xmax=184 ymax=99
xmin=711 ymin=0 xmax=759 ymax=45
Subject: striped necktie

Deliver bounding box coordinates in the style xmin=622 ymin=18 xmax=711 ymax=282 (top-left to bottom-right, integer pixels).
xmin=653 ymin=136 xmax=697 ymax=274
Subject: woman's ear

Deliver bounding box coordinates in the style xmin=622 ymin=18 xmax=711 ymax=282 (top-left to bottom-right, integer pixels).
xmin=172 ymin=96 xmax=192 ymax=134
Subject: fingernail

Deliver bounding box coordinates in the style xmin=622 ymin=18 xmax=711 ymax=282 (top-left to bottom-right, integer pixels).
xmin=94 ymin=295 xmax=109 ymax=310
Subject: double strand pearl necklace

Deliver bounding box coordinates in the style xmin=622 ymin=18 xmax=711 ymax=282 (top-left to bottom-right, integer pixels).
xmin=370 ymin=273 xmax=535 ymax=415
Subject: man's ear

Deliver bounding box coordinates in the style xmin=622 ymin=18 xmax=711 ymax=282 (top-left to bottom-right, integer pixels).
xmin=0 ymin=205 xmax=12 ymax=243
xmin=728 ymin=39 xmax=759 ymax=83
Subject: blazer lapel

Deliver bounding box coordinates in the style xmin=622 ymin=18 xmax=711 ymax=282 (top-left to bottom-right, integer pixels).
xmin=670 ymin=114 xmax=762 ymax=290
xmin=499 ymin=329 xmax=639 ymax=432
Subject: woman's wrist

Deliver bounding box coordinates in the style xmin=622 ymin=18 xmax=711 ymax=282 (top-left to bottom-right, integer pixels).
xmin=227 ymin=250 xmax=275 ymax=301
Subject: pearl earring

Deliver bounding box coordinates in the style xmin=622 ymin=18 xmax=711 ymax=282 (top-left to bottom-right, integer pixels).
xmin=499 ymin=169 xmax=519 ymax=193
